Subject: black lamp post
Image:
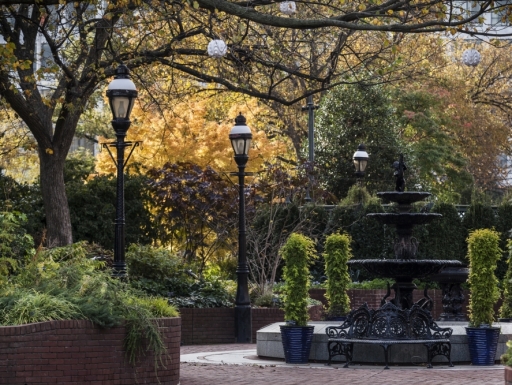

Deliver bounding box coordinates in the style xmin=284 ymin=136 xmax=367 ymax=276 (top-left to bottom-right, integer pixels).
xmin=353 ymin=143 xmax=369 ymax=179
xmin=302 ymin=95 xmax=318 ymax=203
xmin=105 ymin=64 xmax=138 ymax=278
xmin=229 ymin=113 xmax=252 ymax=343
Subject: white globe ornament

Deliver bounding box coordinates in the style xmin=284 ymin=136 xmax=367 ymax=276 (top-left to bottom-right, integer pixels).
xmin=462 ymin=49 xmax=481 ymax=67
xmin=207 ymin=39 xmax=227 ymax=58
xmin=279 ymin=1 xmax=296 ymax=15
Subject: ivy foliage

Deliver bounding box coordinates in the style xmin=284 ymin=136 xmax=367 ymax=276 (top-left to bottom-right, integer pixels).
xmin=417 ymin=202 xmax=467 ymax=262
xmin=323 ymin=232 xmax=352 ymax=317
xmin=466 ymin=229 xmax=501 ymax=327
xmin=280 ymin=233 xmax=317 ymax=326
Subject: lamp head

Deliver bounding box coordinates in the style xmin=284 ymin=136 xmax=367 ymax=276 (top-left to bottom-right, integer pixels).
xmin=353 ymin=143 xmax=369 ymax=177
xmin=106 ymin=64 xmax=138 ymax=121
xmin=229 ymin=114 xmax=252 ymax=167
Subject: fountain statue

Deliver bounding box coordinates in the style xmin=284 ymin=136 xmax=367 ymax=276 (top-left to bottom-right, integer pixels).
xmin=347 ymin=154 xmax=463 ymax=310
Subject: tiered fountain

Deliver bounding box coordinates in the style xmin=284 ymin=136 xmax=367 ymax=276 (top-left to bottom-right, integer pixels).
xmin=256 ymin=154 xmax=511 ymax=364
xmin=348 ymin=154 xmax=463 ymax=310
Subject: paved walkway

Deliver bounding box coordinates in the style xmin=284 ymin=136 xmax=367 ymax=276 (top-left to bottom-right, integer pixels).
xmin=180 ymin=344 xmax=505 ymax=384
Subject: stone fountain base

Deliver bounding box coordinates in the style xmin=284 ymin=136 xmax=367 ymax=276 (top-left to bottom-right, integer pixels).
xmin=256 ymin=321 xmax=512 ymax=365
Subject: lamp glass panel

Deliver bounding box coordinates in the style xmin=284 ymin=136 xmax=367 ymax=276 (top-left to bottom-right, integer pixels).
xmin=353 ymin=159 xmax=360 ymax=172
xmin=112 ymin=96 xmax=130 ymax=119
xmin=360 ymin=160 xmax=368 ymax=172
xmin=231 ymin=138 xmax=251 ymax=155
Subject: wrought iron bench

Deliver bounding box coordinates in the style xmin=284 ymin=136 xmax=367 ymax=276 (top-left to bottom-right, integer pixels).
xmin=325 ymin=302 xmax=453 ymax=369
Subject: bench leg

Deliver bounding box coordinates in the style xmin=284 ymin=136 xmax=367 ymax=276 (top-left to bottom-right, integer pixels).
xmin=326 ymin=341 xmax=337 ymax=366
xmin=327 ymin=341 xmax=353 ymax=367
xmin=426 ymin=342 xmax=453 ymax=368
xmin=382 ymin=344 xmax=390 ymax=369
xmin=427 ymin=345 xmax=433 ymax=369
xmin=343 ymin=343 xmax=353 ymax=368
xmin=448 ymin=343 xmax=454 ymax=367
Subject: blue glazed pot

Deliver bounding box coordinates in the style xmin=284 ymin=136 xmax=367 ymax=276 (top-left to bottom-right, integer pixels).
xmin=279 ymin=325 xmax=315 ymax=364
xmin=465 ymin=326 xmax=500 ymax=365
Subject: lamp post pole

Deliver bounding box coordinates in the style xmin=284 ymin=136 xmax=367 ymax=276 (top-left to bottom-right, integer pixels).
xmin=105 ymin=64 xmax=138 ymax=278
xmin=302 ymin=95 xmax=318 ymax=203
xmin=113 ymin=121 xmax=129 ymax=277
xmin=230 ymin=114 xmax=252 ymax=343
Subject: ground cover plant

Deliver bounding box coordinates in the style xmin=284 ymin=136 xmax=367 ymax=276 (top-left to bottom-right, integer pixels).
xmin=0 ymin=241 xmax=178 ymax=366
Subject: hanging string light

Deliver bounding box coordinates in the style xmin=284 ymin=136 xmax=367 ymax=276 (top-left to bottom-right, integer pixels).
xmin=279 ymin=1 xmax=296 ymax=15
xmin=461 ymin=49 xmax=481 ymax=67
xmin=207 ymin=39 xmax=227 ymax=58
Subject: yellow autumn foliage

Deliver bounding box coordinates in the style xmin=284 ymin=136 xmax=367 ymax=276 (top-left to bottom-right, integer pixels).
xmin=96 ymin=94 xmax=294 ymax=175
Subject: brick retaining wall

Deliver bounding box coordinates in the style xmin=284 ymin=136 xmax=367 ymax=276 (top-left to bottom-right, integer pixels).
xmin=0 ymin=318 xmax=181 ymax=385
xmin=180 ymin=306 xmax=323 ymax=345
xmin=180 ymin=287 xmax=480 ymax=345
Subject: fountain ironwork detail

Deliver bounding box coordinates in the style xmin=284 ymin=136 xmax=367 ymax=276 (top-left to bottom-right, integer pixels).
xmin=348 ymin=154 xmax=463 ymax=310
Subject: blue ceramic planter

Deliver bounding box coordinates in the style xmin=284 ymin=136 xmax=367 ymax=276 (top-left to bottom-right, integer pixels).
xmin=465 ymin=326 xmax=500 ymax=365
xmin=280 ymin=325 xmax=315 ymax=364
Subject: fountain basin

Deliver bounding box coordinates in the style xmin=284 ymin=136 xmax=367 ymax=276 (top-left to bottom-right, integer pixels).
xmin=377 ymin=191 xmax=432 ymax=205
xmin=348 ymin=259 xmax=463 ymax=280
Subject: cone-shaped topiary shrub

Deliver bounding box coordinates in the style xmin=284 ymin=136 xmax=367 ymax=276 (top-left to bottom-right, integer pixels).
xmin=280 ymin=233 xmax=317 ymax=327
xmin=323 ymin=232 xmax=352 ymax=317
xmin=467 ymin=228 xmax=501 ymax=327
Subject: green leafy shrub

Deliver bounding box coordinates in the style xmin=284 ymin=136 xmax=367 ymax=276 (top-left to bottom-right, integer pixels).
xmin=0 ymin=212 xmax=35 ymax=281
xmin=67 ymin=174 xmax=156 ymax=248
xmin=500 ymin=240 xmax=512 ymax=319
xmin=0 ymin=242 xmax=178 ymax=365
xmin=126 ymin=244 xmax=234 ymax=308
xmin=280 ymin=233 xmax=317 ymax=326
xmin=323 ymin=232 xmax=352 ymax=317
xmin=126 ymin=245 xmax=184 ymax=296
xmin=466 ymin=229 xmax=501 ymax=327
xmin=167 ymin=278 xmax=234 ymax=308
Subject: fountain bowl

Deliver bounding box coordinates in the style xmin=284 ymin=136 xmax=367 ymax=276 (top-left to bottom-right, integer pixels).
xmin=347 ymin=259 xmax=463 ymax=280
xmin=377 ymin=191 xmax=432 ymax=205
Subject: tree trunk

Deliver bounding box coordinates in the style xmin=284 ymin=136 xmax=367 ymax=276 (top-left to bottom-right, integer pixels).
xmin=39 ymin=151 xmax=73 ymax=247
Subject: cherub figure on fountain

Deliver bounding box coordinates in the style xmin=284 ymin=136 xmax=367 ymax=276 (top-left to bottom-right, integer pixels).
xmin=392 ymin=154 xmax=407 ymax=192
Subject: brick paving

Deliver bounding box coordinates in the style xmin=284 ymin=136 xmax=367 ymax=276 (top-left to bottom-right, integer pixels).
xmin=180 ymin=344 xmax=504 ymax=385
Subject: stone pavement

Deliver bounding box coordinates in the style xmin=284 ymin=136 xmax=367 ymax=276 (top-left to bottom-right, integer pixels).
xmin=180 ymin=344 xmax=504 ymax=385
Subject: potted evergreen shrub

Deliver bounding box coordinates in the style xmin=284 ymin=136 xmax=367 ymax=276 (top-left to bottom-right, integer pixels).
xmin=279 ymin=233 xmax=317 ymax=364
xmin=465 ymin=228 xmax=501 ymax=365
xmin=499 ymin=240 xmax=512 ymax=322
xmin=323 ymin=232 xmax=352 ymax=321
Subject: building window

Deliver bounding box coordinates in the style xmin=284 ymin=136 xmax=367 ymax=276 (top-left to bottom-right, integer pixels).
xmin=491 ymin=1 xmax=512 ymax=25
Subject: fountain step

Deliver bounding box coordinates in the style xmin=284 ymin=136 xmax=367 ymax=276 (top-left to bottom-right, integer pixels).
xmin=256 ymin=321 xmax=512 ymax=365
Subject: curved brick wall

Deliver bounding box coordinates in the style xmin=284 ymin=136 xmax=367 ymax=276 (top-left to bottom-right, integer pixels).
xmin=0 ymin=317 xmax=180 ymax=385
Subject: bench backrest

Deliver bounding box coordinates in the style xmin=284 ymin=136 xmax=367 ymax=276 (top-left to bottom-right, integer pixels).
xmin=340 ymin=302 xmax=445 ymax=341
